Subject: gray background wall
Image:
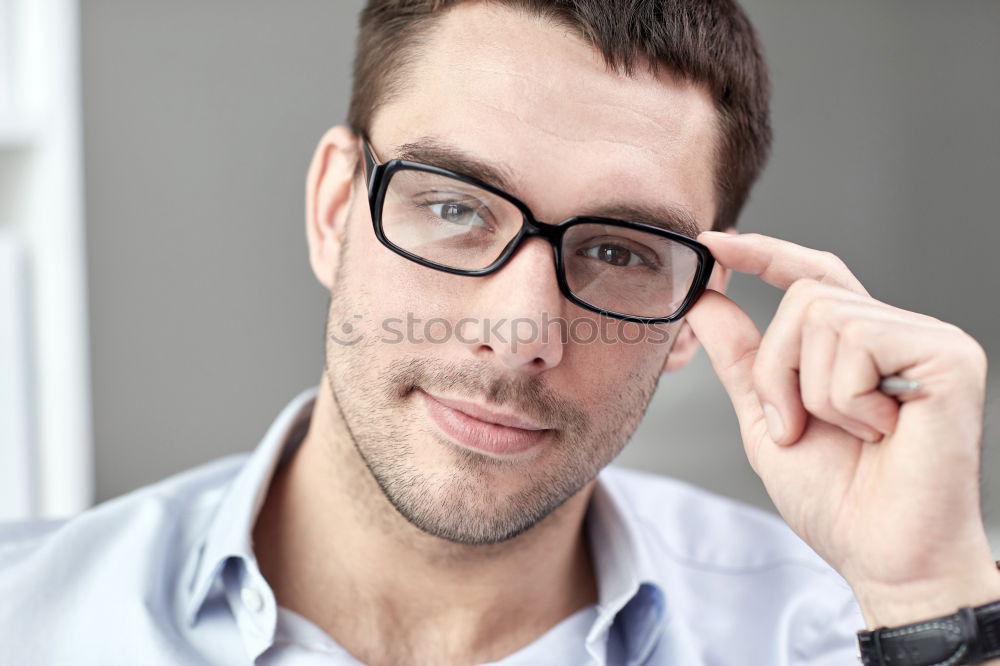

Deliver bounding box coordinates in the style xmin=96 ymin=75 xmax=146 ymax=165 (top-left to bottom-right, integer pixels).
xmin=81 ymin=1 xmax=1000 ymax=537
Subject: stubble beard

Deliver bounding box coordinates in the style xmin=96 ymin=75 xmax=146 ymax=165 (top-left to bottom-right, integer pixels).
xmin=323 ymin=243 xmax=662 ymax=546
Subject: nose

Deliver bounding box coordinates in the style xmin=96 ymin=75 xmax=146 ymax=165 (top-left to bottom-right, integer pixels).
xmin=461 ymin=237 xmax=566 ymax=374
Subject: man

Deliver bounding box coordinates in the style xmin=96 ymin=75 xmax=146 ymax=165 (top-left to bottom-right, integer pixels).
xmin=1 ymin=1 xmax=998 ymax=664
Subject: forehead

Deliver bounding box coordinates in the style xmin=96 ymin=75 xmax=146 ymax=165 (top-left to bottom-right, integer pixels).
xmin=370 ymin=2 xmax=720 ymax=228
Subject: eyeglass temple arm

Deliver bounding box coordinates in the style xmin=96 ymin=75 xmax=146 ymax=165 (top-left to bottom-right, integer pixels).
xmin=355 ymin=133 xmax=382 ymax=200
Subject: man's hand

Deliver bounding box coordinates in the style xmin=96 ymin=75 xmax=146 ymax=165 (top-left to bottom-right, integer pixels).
xmin=686 ymin=231 xmax=1000 ymax=630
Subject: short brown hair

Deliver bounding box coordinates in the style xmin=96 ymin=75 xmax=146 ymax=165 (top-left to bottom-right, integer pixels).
xmin=348 ymin=0 xmax=771 ymax=231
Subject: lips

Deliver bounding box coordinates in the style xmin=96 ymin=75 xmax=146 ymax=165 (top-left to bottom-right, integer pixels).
xmin=420 ymin=390 xmax=550 ymax=456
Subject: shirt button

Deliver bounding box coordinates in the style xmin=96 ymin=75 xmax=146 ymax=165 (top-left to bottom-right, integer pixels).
xmin=240 ymin=585 xmax=264 ymax=613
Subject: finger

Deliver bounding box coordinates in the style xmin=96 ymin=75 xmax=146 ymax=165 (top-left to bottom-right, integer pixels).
xmin=754 ymin=280 xmax=929 ymax=445
xmin=753 ymin=279 xmax=871 ymax=445
xmin=698 ymin=231 xmax=869 ymax=295
xmin=799 ymin=313 xmax=884 ymax=443
xmin=684 ymin=289 xmax=769 ymax=459
xmin=820 ymin=311 xmax=985 ymax=437
xmin=829 ymin=328 xmax=901 ymax=438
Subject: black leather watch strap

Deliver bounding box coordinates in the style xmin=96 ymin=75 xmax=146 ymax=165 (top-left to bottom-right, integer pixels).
xmin=858 ymin=599 xmax=1000 ymax=666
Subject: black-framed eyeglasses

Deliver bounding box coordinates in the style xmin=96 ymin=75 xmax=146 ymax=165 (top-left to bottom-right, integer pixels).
xmin=359 ymin=137 xmax=714 ymax=324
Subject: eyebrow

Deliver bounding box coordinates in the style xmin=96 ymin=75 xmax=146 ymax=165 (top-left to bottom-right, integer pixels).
xmin=392 ymin=137 xmax=703 ymax=239
xmin=585 ymin=202 xmax=701 ymax=239
xmin=394 ymin=138 xmax=519 ymax=194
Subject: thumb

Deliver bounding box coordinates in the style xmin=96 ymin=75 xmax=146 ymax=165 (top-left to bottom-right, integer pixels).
xmin=683 ymin=289 xmax=764 ymax=432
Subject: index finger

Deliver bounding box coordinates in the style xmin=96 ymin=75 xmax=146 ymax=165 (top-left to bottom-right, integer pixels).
xmin=698 ymin=231 xmax=869 ymax=296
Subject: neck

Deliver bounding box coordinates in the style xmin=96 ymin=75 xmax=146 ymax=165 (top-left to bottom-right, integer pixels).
xmin=253 ymin=379 xmax=598 ymax=666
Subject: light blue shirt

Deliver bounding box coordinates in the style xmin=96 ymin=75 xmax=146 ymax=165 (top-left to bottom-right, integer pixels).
xmin=0 ymin=388 xmax=864 ymax=664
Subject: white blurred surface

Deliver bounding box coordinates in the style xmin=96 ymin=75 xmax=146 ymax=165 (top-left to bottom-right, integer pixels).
xmin=1 ymin=0 xmax=92 ymax=519
xmin=0 ymin=0 xmax=12 ymax=114
xmin=0 ymin=231 xmax=32 ymax=519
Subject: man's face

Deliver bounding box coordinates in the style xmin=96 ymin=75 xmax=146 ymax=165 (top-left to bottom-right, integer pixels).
xmin=317 ymin=3 xmax=720 ymax=545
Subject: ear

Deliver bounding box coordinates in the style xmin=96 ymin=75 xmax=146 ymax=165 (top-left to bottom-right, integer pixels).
xmin=661 ymin=228 xmax=735 ymax=373
xmin=306 ymin=125 xmax=362 ymax=290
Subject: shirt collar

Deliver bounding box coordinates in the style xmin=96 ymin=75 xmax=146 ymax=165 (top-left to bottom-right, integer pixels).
xmin=586 ymin=472 xmax=667 ymax=664
xmin=183 ymin=386 xmax=318 ymax=633
xmin=182 ymin=386 xmax=665 ymax=664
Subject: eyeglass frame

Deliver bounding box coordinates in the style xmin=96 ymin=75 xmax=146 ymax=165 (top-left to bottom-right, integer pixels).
xmin=358 ymin=135 xmax=715 ymax=324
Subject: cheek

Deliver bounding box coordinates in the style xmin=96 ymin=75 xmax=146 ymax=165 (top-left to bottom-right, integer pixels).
xmin=367 ymin=250 xmax=485 ymax=325
xmin=558 ymin=319 xmax=673 ymax=405
xmin=343 ymin=221 xmax=478 ymax=349
xmin=376 ymin=262 xmax=471 ymax=328
xmin=347 ymin=209 xmax=438 ymax=311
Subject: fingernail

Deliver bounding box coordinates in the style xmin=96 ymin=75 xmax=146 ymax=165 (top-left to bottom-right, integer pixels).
xmin=762 ymin=403 xmax=786 ymax=444
xmin=698 ymin=230 xmax=731 ymax=239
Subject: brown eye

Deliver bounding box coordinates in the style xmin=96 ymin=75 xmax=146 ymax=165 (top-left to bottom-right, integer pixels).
xmin=583 ymin=243 xmax=645 ymax=267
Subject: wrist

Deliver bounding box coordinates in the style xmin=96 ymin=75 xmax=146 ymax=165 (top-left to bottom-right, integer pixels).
xmin=853 ymin=560 xmax=1000 ymax=629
